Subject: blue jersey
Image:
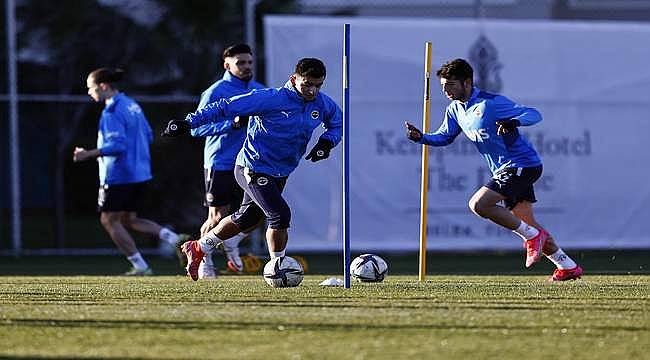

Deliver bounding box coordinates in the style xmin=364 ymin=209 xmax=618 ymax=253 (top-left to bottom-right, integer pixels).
xmin=186 ymin=81 xmax=343 ymax=177
xmin=420 ymin=87 xmax=542 ymax=174
xmin=190 ymin=71 xmax=265 ymax=170
xmin=97 ymin=93 xmax=153 ymax=185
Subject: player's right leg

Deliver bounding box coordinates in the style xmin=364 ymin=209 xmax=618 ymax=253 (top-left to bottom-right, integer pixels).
xmin=200 ymin=169 xmax=248 ymax=276
xmin=472 ymin=166 xmax=548 ymax=268
xmin=233 ymin=166 xmax=290 ymax=259
xmin=98 ymin=184 xmax=152 ymax=276
xmin=511 ymin=201 xmax=582 ymax=281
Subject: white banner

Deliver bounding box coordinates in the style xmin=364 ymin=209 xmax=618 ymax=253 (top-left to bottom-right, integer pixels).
xmin=264 ymin=16 xmax=650 ymax=251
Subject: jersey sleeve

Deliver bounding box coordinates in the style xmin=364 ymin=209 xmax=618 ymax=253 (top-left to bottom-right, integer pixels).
xmin=185 ymin=88 xmax=281 ymax=128
xmin=318 ymin=97 xmax=343 ymax=146
xmin=98 ymin=112 xmax=127 ymax=156
xmin=420 ymin=107 xmax=462 ymax=146
xmin=190 ymin=87 xmax=232 ymax=137
xmin=493 ymin=95 xmax=542 ymax=126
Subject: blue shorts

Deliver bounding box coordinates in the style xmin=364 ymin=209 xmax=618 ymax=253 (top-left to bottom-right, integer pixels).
xmin=203 ymin=168 xmax=244 ymax=208
xmin=485 ymin=166 xmax=542 ymax=210
xmin=231 ymin=166 xmax=290 ymax=230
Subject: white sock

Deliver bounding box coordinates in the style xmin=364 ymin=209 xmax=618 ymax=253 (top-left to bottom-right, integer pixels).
xmin=546 ymin=249 xmax=577 ymax=269
xmin=197 ymin=231 xmax=222 ymax=254
xmin=270 ymin=250 xmax=286 ymax=259
xmin=127 ymin=252 xmax=149 ymax=270
xmin=159 ymin=227 xmax=179 ymax=245
xmin=512 ymin=221 xmax=539 ymax=241
xmin=223 ymin=232 xmax=247 ymax=250
xmin=202 ymin=254 xmax=214 ymax=267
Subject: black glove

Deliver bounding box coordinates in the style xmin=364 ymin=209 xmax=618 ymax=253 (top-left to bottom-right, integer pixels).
xmin=161 ymin=119 xmax=190 ymax=137
xmin=305 ymin=138 xmax=334 ymax=162
xmin=496 ymin=119 xmax=521 ymax=136
xmin=232 ymin=115 xmax=249 ymax=129
xmin=405 ymin=121 xmax=423 ymax=142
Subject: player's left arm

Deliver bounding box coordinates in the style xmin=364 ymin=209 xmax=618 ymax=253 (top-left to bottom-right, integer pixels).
xmin=494 ymin=95 xmax=542 ymax=135
xmin=305 ymin=98 xmax=342 ymax=162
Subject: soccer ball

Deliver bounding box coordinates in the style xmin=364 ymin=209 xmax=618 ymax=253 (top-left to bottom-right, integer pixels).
xmin=350 ymin=254 xmax=388 ymax=282
xmin=263 ymin=256 xmax=304 ymax=288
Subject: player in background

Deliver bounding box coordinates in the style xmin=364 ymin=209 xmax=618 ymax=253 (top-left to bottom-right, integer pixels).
xmin=162 ymin=58 xmax=342 ymax=281
xmin=74 ymin=67 xmax=188 ymax=276
xmin=405 ymin=58 xmax=583 ymax=281
xmin=188 ymin=44 xmax=265 ymax=279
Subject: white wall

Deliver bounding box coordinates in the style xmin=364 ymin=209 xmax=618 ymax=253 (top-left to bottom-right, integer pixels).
xmin=264 ymin=16 xmax=650 ymax=251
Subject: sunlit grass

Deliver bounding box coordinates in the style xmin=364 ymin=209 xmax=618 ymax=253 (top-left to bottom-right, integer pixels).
xmin=0 ymin=275 xmax=647 ymax=359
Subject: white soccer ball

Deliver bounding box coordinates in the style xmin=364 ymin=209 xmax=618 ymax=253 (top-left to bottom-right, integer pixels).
xmin=263 ymin=256 xmax=304 ymax=288
xmin=350 ymin=254 xmax=388 ymax=282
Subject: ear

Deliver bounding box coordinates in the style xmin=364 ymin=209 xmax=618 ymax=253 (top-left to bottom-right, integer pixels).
xmin=98 ymin=82 xmax=110 ymax=91
xmin=224 ymin=61 xmax=230 ymax=71
xmin=289 ymin=74 xmax=297 ymax=86
xmin=464 ymin=78 xmax=473 ymax=89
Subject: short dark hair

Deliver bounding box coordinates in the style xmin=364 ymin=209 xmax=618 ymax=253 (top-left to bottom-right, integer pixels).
xmin=89 ymin=67 xmax=125 ymax=85
xmin=293 ymin=58 xmax=326 ymax=78
xmin=436 ymin=58 xmax=473 ymax=83
xmin=223 ymin=44 xmax=252 ymax=59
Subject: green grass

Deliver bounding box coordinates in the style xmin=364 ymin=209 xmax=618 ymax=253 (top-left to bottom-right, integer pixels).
xmin=0 ymin=274 xmax=648 ymax=360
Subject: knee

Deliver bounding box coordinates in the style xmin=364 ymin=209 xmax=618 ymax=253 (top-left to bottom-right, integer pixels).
xmin=234 ymin=208 xmax=265 ymax=231
xmin=468 ymin=197 xmax=488 ymax=218
xmin=100 ymin=213 xmax=120 ymax=229
xmin=267 ymin=204 xmax=291 ymax=230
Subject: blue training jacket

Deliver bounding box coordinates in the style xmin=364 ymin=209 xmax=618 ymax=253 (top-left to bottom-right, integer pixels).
xmin=185 ymin=81 xmax=343 ymax=177
xmin=97 ymin=92 xmax=153 ymax=185
xmin=190 ymin=71 xmax=265 ymax=170
xmin=420 ymin=87 xmax=542 ymax=174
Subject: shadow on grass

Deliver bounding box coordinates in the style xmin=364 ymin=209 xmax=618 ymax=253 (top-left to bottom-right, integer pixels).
xmin=2 ymin=318 xmax=648 ymax=333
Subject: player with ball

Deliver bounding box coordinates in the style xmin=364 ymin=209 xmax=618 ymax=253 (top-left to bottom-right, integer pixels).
xmin=163 ymin=58 xmax=341 ymax=287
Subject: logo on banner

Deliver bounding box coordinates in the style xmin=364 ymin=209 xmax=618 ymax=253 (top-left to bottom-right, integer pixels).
xmin=469 ymin=35 xmax=502 ymax=93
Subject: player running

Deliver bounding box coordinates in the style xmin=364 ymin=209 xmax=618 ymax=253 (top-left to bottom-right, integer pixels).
xmin=74 ymin=67 xmax=188 ymax=275
xmin=163 ymin=58 xmax=342 ymax=281
xmin=405 ymin=58 xmax=582 ymax=281
xmin=187 ymin=44 xmax=265 ymax=279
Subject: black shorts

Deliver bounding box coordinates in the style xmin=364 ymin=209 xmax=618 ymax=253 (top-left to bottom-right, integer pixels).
xmin=97 ymin=181 xmax=148 ymax=213
xmin=203 ymin=168 xmax=244 ymax=208
xmin=485 ymin=166 xmax=542 ymax=210
xmin=231 ymin=165 xmax=290 ymax=230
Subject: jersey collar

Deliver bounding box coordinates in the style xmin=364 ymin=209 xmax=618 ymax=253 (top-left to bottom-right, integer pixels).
xmin=223 ymin=71 xmax=250 ymax=88
xmin=283 ymin=80 xmax=306 ymax=103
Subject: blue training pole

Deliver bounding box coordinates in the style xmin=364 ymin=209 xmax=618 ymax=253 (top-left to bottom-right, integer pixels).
xmin=343 ymin=23 xmax=351 ymax=288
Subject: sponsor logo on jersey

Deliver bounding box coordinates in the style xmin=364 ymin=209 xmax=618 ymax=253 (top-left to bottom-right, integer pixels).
xmin=311 ymin=110 xmax=319 ymax=120
xmin=127 ymin=103 xmax=143 ymax=114
xmin=464 ymin=128 xmax=489 ymax=142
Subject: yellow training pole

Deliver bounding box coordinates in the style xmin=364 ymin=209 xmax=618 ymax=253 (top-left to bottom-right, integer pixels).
xmin=419 ymin=42 xmax=432 ymax=282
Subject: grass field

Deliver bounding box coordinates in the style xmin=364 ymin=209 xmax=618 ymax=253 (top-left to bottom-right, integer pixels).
xmin=0 ymin=253 xmax=648 ymax=359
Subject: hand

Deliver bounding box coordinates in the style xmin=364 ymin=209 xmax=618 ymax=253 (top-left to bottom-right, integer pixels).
xmin=73 ymin=147 xmax=88 ymax=162
xmin=496 ymin=119 xmax=520 ymax=136
xmin=161 ymin=119 xmax=190 ymax=137
xmin=232 ymin=115 xmax=249 ymax=129
xmin=305 ymin=138 xmax=334 ymax=162
xmin=405 ymin=121 xmax=422 ymax=142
